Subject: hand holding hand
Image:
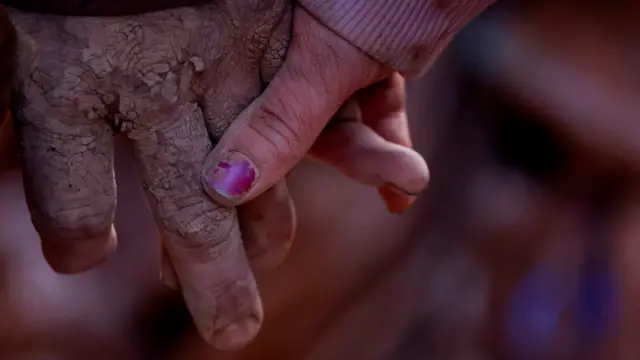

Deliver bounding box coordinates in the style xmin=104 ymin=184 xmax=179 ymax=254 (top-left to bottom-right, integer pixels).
xmin=201 ymin=7 xmax=429 ymax=212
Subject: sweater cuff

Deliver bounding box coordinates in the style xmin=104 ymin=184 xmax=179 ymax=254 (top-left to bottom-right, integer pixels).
xmin=298 ymin=0 xmax=494 ymax=77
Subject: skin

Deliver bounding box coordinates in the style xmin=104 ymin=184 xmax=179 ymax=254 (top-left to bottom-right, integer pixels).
xmin=197 ymin=3 xmax=489 ymax=213
xmin=5 ymin=1 xmax=640 ymax=358
xmin=3 ymin=0 xmax=431 ymax=350
xmin=4 ymin=0 xmax=438 ymax=215
xmin=9 ymin=1 xmax=294 ymax=349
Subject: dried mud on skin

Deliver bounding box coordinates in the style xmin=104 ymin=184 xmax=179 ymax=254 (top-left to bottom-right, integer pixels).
xmin=7 ymin=0 xmax=292 ymax=339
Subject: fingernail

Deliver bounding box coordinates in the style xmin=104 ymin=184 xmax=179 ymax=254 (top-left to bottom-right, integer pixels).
xmin=378 ymin=185 xmax=416 ymax=214
xmin=211 ymin=317 xmax=261 ymax=351
xmin=205 ymin=151 xmax=258 ymax=201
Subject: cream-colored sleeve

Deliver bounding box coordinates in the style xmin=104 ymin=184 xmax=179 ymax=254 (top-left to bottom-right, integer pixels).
xmin=299 ymin=0 xmax=495 ymax=77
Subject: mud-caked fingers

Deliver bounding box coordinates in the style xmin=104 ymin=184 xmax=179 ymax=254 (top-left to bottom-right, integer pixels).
xmin=8 ymin=11 xmax=121 ymax=273
xmin=131 ymin=102 xmax=262 ymax=350
xmin=17 ymin=107 xmax=117 ymax=273
xmin=7 ymin=3 xmax=298 ymax=348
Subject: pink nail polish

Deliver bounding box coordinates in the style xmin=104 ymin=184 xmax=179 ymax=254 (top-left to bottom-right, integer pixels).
xmin=207 ymin=152 xmax=257 ymax=199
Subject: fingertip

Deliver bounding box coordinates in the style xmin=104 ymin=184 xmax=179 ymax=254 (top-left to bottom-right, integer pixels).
xmin=162 ymin=216 xmax=264 ymax=351
xmin=186 ymin=284 xmax=264 ymax=352
xmin=190 ymin=282 xmax=264 ymax=351
xmin=210 ymin=315 xmax=262 ymax=351
xmin=378 ymin=142 xmax=430 ymax=196
xmin=41 ymin=226 xmax=117 ymax=274
xmin=378 ymin=185 xmax=417 ymax=214
xmin=312 ymin=121 xmax=430 ymax=195
xmin=400 ymin=151 xmax=430 ymax=195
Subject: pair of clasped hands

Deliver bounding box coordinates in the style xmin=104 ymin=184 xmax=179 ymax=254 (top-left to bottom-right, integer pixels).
xmin=0 ymin=5 xmax=428 ymax=351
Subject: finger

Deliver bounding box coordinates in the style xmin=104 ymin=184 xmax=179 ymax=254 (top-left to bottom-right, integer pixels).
xmin=377 ymin=185 xmax=415 ymax=214
xmin=239 ymin=180 xmax=295 ymax=270
xmin=18 ymin=106 xmax=117 ymax=274
xmin=201 ymin=7 xmax=388 ymax=207
xmin=308 ymin=121 xmax=429 ymax=213
xmin=131 ymin=103 xmax=261 ymax=350
xmin=356 ymin=73 xmax=411 ymax=147
xmin=198 ymin=1 xmax=290 ymax=145
xmin=321 ymin=99 xmax=417 ymax=213
xmin=355 ymin=73 xmax=418 ymax=212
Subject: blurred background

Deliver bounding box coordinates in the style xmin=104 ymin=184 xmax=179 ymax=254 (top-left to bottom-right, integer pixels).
xmin=1 ymin=0 xmax=639 ymax=358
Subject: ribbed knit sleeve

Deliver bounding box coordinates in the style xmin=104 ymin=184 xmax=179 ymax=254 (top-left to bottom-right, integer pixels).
xmin=298 ymin=0 xmax=494 ymax=77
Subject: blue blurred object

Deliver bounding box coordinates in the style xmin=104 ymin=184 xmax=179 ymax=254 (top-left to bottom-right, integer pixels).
xmin=505 ymin=254 xmax=618 ymax=360
xmin=575 ymin=254 xmax=618 ymax=346
xmin=504 ymin=261 xmax=572 ymax=360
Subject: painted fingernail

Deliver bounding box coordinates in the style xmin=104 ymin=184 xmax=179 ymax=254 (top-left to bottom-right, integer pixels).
xmin=211 ymin=317 xmax=261 ymax=350
xmin=205 ymin=151 xmax=258 ymax=200
xmin=378 ymin=184 xmax=416 ymax=214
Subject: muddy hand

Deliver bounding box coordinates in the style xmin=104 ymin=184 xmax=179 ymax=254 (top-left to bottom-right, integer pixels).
xmin=8 ymin=0 xmax=426 ymax=351
xmin=10 ymin=1 xmax=293 ymax=350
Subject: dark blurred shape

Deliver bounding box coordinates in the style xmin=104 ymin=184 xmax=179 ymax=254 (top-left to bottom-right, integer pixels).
xmin=133 ymin=289 xmax=194 ymax=359
xmin=492 ymin=107 xmax=567 ymax=181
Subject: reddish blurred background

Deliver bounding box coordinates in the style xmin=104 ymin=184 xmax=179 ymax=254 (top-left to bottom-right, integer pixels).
xmin=1 ymin=0 xmax=639 ymax=358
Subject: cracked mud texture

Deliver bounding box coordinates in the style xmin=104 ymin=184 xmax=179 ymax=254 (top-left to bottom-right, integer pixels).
xmin=9 ymin=0 xmax=291 ymax=343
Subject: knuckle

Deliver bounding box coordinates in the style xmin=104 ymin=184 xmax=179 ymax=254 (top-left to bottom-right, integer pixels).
xmin=210 ymin=281 xmax=260 ymax=325
xmin=162 ymin=203 xmax=235 ymax=257
xmin=248 ymin=99 xmax=307 ymax=162
xmin=41 ymin=205 xmax=114 ymax=240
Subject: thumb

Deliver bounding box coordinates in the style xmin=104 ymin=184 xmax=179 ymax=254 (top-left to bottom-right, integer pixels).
xmin=201 ymin=7 xmax=387 ymax=206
